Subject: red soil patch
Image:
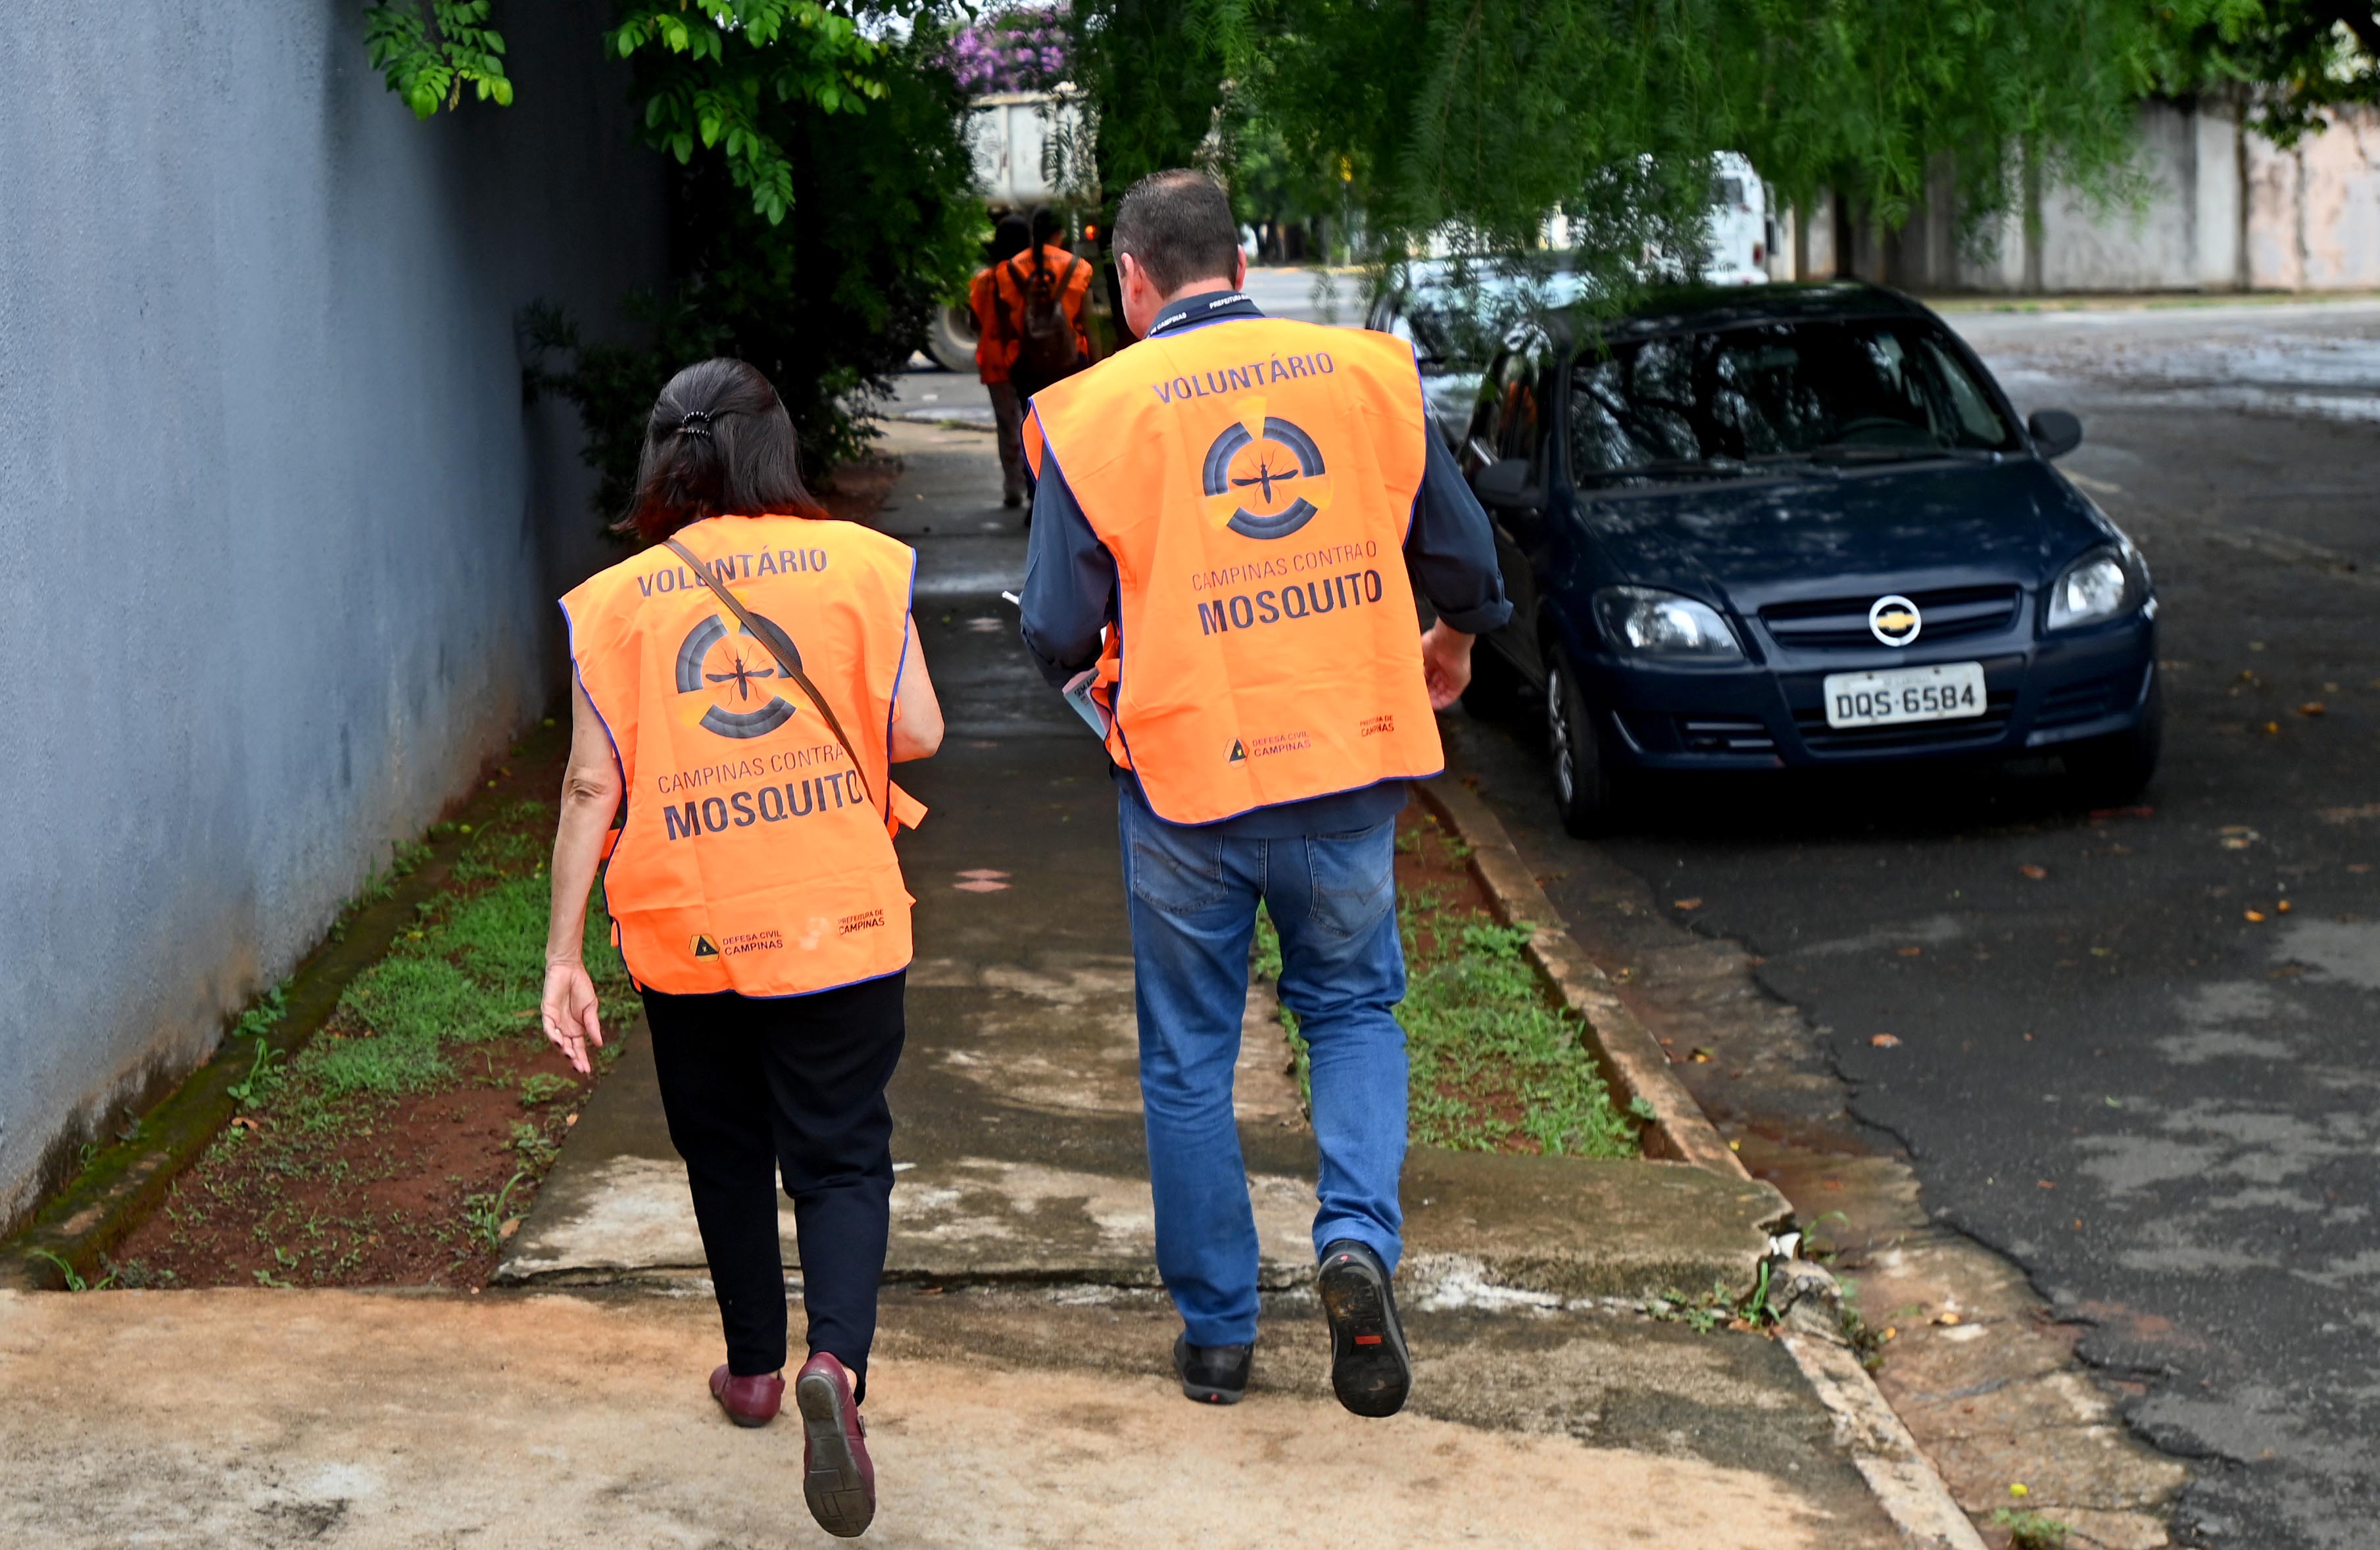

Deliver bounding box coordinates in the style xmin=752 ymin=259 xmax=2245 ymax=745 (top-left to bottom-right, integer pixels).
xmin=1394 ymin=804 xmax=1501 ymax=956
xmin=817 ymin=454 xmax=899 ymax=525
xmin=110 ymin=736 xmax=623 ymax=1291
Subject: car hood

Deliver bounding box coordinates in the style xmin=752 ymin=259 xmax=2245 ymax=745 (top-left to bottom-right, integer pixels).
xmin=1578 ymin=458 xmax=2108 ymax=608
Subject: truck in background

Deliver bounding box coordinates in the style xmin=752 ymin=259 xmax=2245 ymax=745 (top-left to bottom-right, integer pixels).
xmin=924 ymin=90 xmax=1090 ymax=371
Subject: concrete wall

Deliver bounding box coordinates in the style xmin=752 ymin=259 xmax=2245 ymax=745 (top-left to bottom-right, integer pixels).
xmin=2249 ymin=110 xmax=2380 ymax=288
xmin=1803 ymin=101 xmax=2379 ymax=293
xmin=0 ymin=2 xmax=666 ymax=1226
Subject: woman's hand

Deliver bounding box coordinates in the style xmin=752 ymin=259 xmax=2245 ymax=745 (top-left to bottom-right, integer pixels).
xmin=541 ymin=959 xmax=604 ymax=1076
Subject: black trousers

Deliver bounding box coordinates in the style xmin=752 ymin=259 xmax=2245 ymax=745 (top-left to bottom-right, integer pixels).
xmin=642 ymin=971 xmax=906 ymax=1397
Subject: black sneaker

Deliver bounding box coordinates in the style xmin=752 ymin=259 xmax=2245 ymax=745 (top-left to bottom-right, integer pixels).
xmin=1318 ymin=1239 xmax=1411 ymax=1418
xmin=1171 ymin=1334 xmax=1252 ymax=1405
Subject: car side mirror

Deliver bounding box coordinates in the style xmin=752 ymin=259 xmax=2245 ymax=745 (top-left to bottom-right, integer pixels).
xmin=1473 ymin=457 xmax=1542 ymax=509
xmin=2028 ymin=409 xmax=2082 ymax=460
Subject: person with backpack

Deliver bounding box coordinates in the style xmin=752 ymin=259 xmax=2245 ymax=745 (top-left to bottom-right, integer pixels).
xmin=541 ymin=358 xmax=942 ymax=1538
xmin=969 ymin=213 xmax=1034 ymax=507
xmin=990 ymin=207 xmax=1092 ymax=418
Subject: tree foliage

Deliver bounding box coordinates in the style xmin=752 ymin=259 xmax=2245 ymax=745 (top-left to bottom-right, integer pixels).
xmin=1063 ymin=0 xmax=1232 ymax=200
xmin=1207 ymin=0 xmax=2196 ymax=268
xmin=526 ymin=20 xmax=981 ymax=510
xmin=364 ymin=1 xmax=514 ymax=118
xmin=609 ymin=1 xmax=898 ymax=225
xmin=362 ymin=3 xmax=980 ymax=505
xmin=2149 ymin=0 xmax=2380 ymax=145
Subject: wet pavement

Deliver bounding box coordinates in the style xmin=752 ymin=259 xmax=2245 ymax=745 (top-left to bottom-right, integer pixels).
xmin=465 ymin=417 xmax=1914 ymax=1543
xmin=1449 ymin=298 xmax=2380 ymax=1549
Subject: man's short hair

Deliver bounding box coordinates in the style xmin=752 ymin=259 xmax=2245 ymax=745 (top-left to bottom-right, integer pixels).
xmin=1111 ymin=170 xmax=1239 ymax=295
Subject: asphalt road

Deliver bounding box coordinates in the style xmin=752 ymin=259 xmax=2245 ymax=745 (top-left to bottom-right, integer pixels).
xmin=1452 ymin=299 xmax=2380 ymax=1549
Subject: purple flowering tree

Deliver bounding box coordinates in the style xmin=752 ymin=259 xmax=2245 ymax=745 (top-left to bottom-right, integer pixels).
xmin=944 ymin=5 xmax=1070 ymax=95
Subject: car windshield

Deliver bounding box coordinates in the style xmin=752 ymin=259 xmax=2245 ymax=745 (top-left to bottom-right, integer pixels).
xmin=1387 ymin=262 xmax=1591 ymax=372
xmin=1567 ymin=318 xmax=2020 ymax=480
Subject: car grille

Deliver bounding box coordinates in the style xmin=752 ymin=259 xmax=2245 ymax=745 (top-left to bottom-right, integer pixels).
xmin=1759 ymin=585 xmax=2022 ymax=650
xmin=1793 ymin=690 xmax=2017 ymax=754
xmin=2033 ymin=667 xmax=2144 ymax=730
xmin=1674 ymin=716 xmax=1777 ymax=754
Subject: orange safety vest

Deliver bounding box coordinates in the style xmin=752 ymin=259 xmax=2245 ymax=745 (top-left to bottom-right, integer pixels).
xmin=1023 ymin=318 xmax=1442 ymax=825
xmin=561 ymin=516 xmax=927 ymax=996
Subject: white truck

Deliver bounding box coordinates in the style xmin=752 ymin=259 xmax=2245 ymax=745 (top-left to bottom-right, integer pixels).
xmin=1703 ymin=151 xmax=1774 ymax=285
xmin=924 ymin=91 xmax=1086 ymax=372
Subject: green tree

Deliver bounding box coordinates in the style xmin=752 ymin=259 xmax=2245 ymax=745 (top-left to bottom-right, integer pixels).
xmin=2149 ymin=1 xmax=2380 ymax=145
xmin=1064 ymin=0 xmax=1232 ymax=201
xmin=1209 ymin=0 xmax=2185 ymax=272
xmin=364 ymin=1 xmax=514 ymax=119
xmin=608 ymin=0 xmax=901 ymax=226
xmin=527 ymin=19 xmax=982 ymax=506
xmin=362 ymin=3 xmax=981 ymax=502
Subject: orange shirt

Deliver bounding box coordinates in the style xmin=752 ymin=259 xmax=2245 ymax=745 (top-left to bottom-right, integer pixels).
xmin=969 ymin=266 xmax=1017 ymax=383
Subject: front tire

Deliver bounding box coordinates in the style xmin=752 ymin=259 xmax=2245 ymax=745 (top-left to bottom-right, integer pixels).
xmin=1547 ymin=653 xmax=1620 ymax=836
xmin=925 ymin=302 xmax=977 ymax=373
xmin=2064 ymin=673 xmax=2162 ymax=808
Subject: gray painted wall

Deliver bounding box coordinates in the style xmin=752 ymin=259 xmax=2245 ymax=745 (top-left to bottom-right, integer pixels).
xmin=0 ymin=2 xmax=666 ymax=1225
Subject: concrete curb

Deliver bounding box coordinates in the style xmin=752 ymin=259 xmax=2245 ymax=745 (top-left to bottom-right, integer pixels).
xmin=1413 ymin=771 xmax=1989 ymax=1550
xmin=1415 ymin=777 xmax=1744 ymax=1176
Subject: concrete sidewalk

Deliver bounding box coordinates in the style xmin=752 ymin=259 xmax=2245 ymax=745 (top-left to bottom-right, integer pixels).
xmin=472 ymin=420 xmax=1903 ymax=1541
xmin=0 ymin=421 xmax=1928 ymax=1548
xmin=0 ymin=1284 xmax=1897 ymax=1549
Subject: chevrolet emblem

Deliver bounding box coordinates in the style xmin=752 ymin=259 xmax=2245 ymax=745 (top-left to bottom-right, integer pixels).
xmin=1868 ymin=595 xmax=1922 ymax=646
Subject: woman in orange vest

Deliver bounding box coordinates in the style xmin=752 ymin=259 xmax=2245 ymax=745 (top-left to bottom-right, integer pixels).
xmin=540 ymin=358 xmax=942 ymax=1539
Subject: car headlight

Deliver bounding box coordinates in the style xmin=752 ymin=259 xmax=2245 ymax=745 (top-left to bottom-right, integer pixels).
xmin=1594 ymin=587 xmax=1744 ymax=658
xmin=2047 ymin=546 xmax=2144 ymax=630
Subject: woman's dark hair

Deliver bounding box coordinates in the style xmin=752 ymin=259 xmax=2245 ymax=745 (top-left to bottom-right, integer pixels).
xmin=990 ymin=213 xmax=1031 ymax=264
xmin=623 ymin=358 xmax=823 ymax=544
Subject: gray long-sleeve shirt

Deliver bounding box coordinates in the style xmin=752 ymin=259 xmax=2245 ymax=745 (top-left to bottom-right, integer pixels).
xmin=1017 ymin=289 xmax=1512 ymax=836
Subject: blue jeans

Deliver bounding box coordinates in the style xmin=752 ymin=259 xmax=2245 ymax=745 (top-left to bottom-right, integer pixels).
xmin=1119 ymin=788 xmax=1409 ymax=1348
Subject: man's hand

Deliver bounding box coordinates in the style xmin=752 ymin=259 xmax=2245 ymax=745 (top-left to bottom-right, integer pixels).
xmin=1419 ymin=622 xmax=1476 ymax=711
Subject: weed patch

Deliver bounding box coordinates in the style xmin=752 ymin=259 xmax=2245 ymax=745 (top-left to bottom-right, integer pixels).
xmin=1255 ymin=810 xmax=1638 ymax=1158
xmin=1991 ymin=1508 xmax=2072 ymax=1549
xmin=116 ymin=748 xmax=635 ymax=1290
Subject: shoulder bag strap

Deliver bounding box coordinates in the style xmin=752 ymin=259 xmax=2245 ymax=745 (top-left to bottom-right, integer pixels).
xmin=662 ymin=535 xmax=881 ymax=817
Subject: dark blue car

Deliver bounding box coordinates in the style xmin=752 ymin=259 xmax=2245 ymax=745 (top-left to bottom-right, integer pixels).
xmin=1456 ymin=282 xmax=2160 ymax=834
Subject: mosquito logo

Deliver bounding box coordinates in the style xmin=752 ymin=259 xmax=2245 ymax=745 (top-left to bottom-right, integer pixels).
xmin=1200 ymin=402 xmax=1331 ymax=541
xmin=675 ymin=612 xmax=802 ymax=739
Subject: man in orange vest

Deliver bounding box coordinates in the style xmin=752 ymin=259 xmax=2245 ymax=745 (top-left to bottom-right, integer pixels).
xmin=1017 ymin=170 xmax=1509 ymax=1416
xmin=971 ymin=214 xmax=1034 ymax=507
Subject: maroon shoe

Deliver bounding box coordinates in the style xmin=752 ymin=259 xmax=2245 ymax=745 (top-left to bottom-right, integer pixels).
xmin=794 ymin=1353 xmax=875 ymax=1538
xmin=709 ymin=1364 xmax=785 ymax=1428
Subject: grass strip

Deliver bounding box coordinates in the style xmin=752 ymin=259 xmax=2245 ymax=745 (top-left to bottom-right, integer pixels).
xmin=1253 ymin=830 xmax=1639 ymax=1157
xmin=95 ymin=792 xmax=639 ymax=1289
xmin=3 ymin=723 xmax=585 ymax=1291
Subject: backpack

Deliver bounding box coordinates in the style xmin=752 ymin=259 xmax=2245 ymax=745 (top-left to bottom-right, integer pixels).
xmin=1009 ymin=248 xmax=1084 ymax=385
